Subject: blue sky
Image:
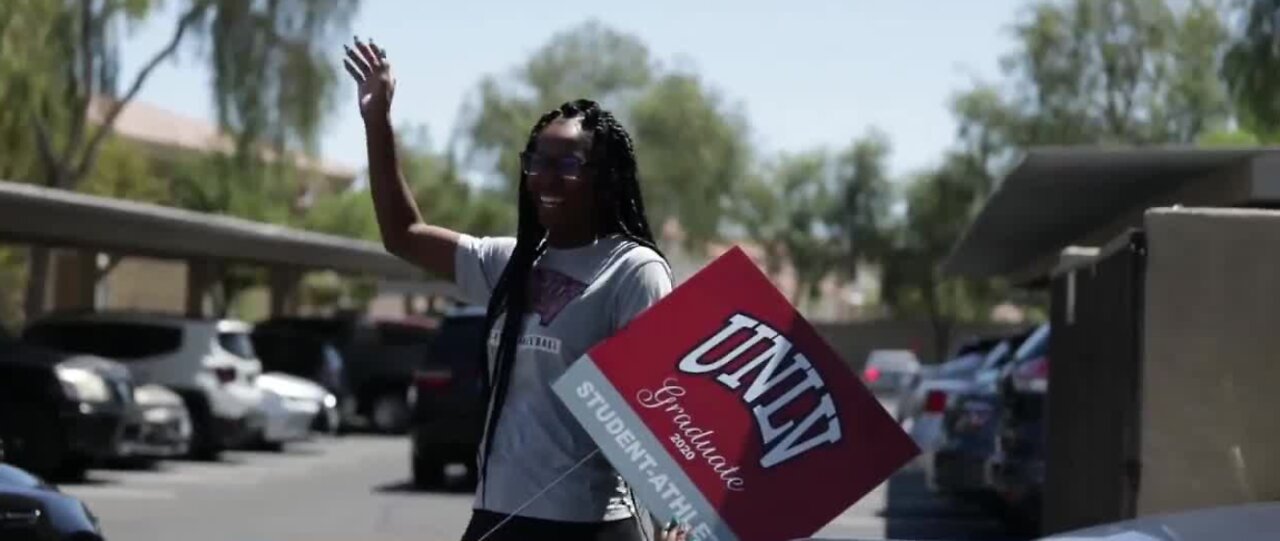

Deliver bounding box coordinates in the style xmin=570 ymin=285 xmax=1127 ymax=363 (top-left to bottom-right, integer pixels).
xmin=121 ymin=0 xmax=1027 ymax=179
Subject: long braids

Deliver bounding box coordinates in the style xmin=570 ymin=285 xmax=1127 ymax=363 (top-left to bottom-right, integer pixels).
xmin=477 ymin=99 xmax=665 ymax=493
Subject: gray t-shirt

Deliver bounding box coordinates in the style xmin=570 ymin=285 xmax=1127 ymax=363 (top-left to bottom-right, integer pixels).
xmin=454 ymin=233 xmax=673 ymax=523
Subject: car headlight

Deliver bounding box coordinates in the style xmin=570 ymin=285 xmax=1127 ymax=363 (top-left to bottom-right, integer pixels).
xmin=323 ymin=394 xmax=337 ymax=408
xmin=55 ymin=366 xmax=111 ymax=403
xmin=133 ymin=386 xmax=169 ymax=406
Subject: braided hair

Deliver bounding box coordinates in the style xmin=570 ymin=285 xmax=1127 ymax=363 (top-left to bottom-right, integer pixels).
xmin=477 ymin=99 xmax=666 ymax=484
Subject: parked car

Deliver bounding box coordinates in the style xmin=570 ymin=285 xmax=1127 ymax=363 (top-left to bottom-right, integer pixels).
xmin=0 ymin=458 xmax=105 ymax=541
xmin=0 ymin=328 xmax=135 ymax=480
xmin=250 ymin=327 xmax=350 ymax=432
xmin=409 ymin=306 xmax=486 ymax=488
xmin=120 ymin=384 xmax=192 ymax=459
xmin=1041 ymin=501 xmax=1280 ymax=541
xmin=252 ymin=372 xmax=334 ymax=449
xmin=927 ymin=330 xmax=1032 ymax=496
xmin=255 ymin=315 xmax=438 ymax=433
xmin=988 ymin=322 xmax=1051 ymax=534
xmin=860 ymin=349 xmax=921 ymax=396
xmin=24 ymin=312 xmax=266 ymax=459
xmin=898 ymin=339 xmax=1000 ymax=469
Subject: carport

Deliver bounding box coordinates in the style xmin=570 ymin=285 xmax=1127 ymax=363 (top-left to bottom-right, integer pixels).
xmin=945 ymin=147 xmax=1280 ymax=535
xmin=944 ymin=147 xmax=1280 ymax=280
xmin=0 ymin=179 xmax=452 ymax=318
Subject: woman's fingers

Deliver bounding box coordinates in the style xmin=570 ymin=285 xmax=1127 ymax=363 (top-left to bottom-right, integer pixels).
xmin=354 ymin=37 xmax=381 ymax=71
xmin=342 ymin=58 xmax=364 ymax=83
xmin=344 ymin=45 xmax=371 ymax=78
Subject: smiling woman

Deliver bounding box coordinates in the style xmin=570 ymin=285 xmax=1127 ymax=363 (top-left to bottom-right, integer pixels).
xmin=345 ymin=36 xmax=676 ymax=541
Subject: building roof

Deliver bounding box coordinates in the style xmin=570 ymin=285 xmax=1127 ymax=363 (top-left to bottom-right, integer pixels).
xmin=943 ymin=146 xmax=1280 ymax=279
xmin=89 ymin=96 xmax=358 ymax=182
xmin=0 ymin=180 xmax=422 ymax=280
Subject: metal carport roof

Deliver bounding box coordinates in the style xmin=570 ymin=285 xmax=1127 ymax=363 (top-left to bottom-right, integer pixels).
xmin=942 ymin=147 xmax=1280 ymax=279
xmin=0 ymin=180 xmax=425 ymax=281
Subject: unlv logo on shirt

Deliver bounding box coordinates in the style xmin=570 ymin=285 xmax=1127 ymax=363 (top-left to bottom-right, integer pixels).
xmin=530 ymin=268 xmax=587 ymax=325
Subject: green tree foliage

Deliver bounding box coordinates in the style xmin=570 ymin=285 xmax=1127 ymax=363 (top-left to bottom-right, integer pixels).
xmin=461 ymin=21 xmax=751 ymax=250
xmin=629 ymin=73 xmax=752 ymax=249
xmin=463 ymin=21 xmax=654 ymax=193
xmin=828 ymin=129 xmax=895 ymax=277
xmin=730 ymin=129 xmax=894 ymax=309
xmin=948 ymin=0 xmax=1231 ymax=185
xmin=79 ymin=136 xmax=168 ymax=203
xmin=1223 ymin=0 xmax=1280 ymax=139
xmin=881 ymin=154 xmax=996 ymax=354
xmin=732 ymin=152 xmax=837 ymax=306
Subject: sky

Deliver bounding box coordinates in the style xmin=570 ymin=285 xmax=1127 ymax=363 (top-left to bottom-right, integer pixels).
xmin=120 ymin=0 xmax=1028 ymax=180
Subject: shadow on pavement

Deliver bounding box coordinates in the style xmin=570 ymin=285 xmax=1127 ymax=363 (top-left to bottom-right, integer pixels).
xmin=53 ymin=474 xmax=118 ymax=487
xmin=883 ymin=470 xmax=1027 ymax=541
xmin=372 ymin=478 xmax=476 ymax=495
xmin=97 ymin=457 xmax=167 ymax=472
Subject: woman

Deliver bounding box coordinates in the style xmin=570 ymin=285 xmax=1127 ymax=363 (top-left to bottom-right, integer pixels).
xmin=344 ymin=38 xmax=684 ymax=541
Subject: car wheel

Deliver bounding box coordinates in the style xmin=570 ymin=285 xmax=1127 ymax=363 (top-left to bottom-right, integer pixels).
xmin=177 ymin=392 xmax=223 ymax=461
xmin=55 ymin=455 xmax=90 ymax=482
xmin=412 ymin=453 xmax=443 ymax=489
xmin=371 ymin=392 xmax=409 ymax=434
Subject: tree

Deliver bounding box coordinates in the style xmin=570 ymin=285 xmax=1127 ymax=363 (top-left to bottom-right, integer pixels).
xmin=950 ymin=0 xmax=1231 ymax=177
xmin=880 ymin=154 xmax=993 ymax=356
xmin=462 ymin=21 xmax=655 ymax=195
xmin=79 ymin=135 xmax=168 ymax=203
xmin=461 ymin=21 xmax=751 ymax=250
xmin=2 ymin=0 xmax=359 ymax=318
xmin=629 ymin=73 xmax=752 ymax=249
xmin=828 ymin=129 xmax=895 ymax=278
xmin=729 ymin=151 xmax=840 ymax=307
xmin=1223 ymin=0 xmax=1280 ymax=139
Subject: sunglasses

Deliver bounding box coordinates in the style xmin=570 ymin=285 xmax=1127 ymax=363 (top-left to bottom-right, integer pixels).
xmin=520 ymin=151 xmax=591 ymax=180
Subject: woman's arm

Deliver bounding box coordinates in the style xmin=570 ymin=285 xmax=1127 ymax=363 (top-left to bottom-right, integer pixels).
xmin=344 ymin=37 xmax=461 ymax=280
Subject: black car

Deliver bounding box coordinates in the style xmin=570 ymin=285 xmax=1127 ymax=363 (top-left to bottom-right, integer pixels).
xmin=0 ymin=458 xmax=105 ymax=541
xmin=989 ymin=323 xmax=1050 ymax=533
xmin=255 ymin=315 xmax=438 ymax=433
xmin=250 ymin=327 xmax=351 ymax=432
xmin=0 ymin=331 xmax=136 ymax=481
xmin=930 ymin=329 xmax=1033 ymax=496
xmin=409 ymin=306 xmax=487 ymax=488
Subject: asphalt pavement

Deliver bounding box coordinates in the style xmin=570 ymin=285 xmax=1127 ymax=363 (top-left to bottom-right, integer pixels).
xmin=57 ymin=432 xmax=1023 ymax=541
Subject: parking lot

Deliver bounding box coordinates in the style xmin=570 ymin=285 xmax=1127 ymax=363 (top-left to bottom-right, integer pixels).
xmin=57 ymin=407 xmax=1021 ymax=541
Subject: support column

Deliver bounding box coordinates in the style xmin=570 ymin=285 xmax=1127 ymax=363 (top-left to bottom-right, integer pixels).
xmin=268 ymin=267 xmax=302 ymax=318
xmin=186 ymin=259 xmax=221 ymax=318
xmin=50 ymin=249 xmax=98 ymax=313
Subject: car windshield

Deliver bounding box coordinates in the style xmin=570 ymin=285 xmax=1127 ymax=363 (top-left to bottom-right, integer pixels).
xmin=937 ymin=352 xmax=985 ymax=377
xmin=23 ymin=321 xmax=182 ymax=360
xmin=1013 ymin=324 xmax=1051 ymax=362
xmin=978 ymin=340 xmax=1013 ymax=371
xmin=218 ymin=331 xmax=257 ymax=360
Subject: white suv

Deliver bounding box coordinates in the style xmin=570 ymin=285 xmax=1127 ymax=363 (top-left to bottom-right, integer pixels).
xmin=24 ymin=312 xmax=265 ymax=459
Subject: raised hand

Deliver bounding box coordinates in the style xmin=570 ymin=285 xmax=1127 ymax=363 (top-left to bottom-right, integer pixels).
xmin=343 ymin=36 xmax=394 ymax=121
